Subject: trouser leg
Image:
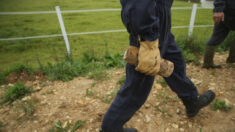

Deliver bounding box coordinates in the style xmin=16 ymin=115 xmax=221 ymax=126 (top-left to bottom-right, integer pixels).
xmin=162 ymin=33 xmax=198 ymax=101
xmin=203 ymin=45 xmax=222 ymax=68
xmin=203 ymin=23 xmax=230 ymax=68
xmin=101 ymin=64 xmax=154 ymax=132
xmin=207 ymin=23 xmax=230 ymax=46
xmin=227 ymin=38 xmax=235 ymax=63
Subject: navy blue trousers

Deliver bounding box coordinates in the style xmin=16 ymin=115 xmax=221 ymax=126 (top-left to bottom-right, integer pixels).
xmin=101 ymin=0 xmax=198 ymax=131
xmin=207 ymin=23 xmax=231 ymax=46
xmin=101 ymin=33 xmax=198 ymax=132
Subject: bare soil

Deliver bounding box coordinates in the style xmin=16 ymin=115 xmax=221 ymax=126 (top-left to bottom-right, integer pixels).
xmin=0 ymin=52 xmax=235 ymax=132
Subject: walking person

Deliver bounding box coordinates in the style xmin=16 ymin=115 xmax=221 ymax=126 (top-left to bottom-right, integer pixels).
xmin=100 ymin=0 xmax=216 ymax=131
xmin=203 ymin=0 xmax=235 ymax=68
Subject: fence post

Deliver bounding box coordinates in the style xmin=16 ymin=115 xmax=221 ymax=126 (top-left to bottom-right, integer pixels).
xmin=188 ymin=4 xmax=198 ymax=38
xmin=55 ymin=6 xmax=71 ymax=57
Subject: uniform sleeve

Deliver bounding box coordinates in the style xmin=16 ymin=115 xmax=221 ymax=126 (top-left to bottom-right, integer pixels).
xmin=213 ymin=0 xmax=226 ymax=12
xmin=122 ymin=0 xmax=159 ymax=41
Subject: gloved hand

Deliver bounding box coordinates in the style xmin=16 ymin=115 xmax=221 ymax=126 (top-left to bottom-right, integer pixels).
xmin=135 ymin=39 xmax=161 ymax=76
xmin=123 ymin=45 xmax=174 ymax=77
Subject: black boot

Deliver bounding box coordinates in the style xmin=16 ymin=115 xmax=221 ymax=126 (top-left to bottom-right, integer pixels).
xmin=202 ymin=45 xmax=221 ymax=68
xmin=226 ymin=43 xmax=235 ymax=63
xmin=182 ymin=90 xmax=216 ymax=118
xmin=100 ymin=128 xmax=138 ymax=132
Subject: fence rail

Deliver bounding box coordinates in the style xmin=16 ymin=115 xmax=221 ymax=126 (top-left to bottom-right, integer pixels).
xmin=0 ymin=25 xmax=214 ymax=41
xmin=0 ymin=5 xmax=214 ymax=56
xmin=0 ymin=7 xmax=213 ymax=15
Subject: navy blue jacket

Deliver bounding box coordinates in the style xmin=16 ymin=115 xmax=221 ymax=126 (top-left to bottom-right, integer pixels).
xmin=214 ymin=0 xmax=235 ymax=12
xmin=120 ymin=0 xmax=173 ymax=42
xmin=214 ymin=0 xmax=235 ymax=29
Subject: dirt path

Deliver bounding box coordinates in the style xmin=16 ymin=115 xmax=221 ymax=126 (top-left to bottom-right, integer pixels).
xmin=0 ymin=52 xmax=235 ymax=132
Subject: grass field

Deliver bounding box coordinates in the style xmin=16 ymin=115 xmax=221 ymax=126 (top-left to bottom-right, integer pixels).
xmin=0 ymin=0 xmax=233 ymax=71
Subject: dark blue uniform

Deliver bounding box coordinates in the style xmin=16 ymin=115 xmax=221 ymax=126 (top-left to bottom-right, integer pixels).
xmin=207 ymin=0 xmax=235 ymax=46
xmin=101 ymin=0 xmax=198 ymax=131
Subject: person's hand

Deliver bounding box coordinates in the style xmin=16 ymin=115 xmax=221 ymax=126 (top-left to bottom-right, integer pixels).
xmin=213 ymin=12 xmax=224 ymax=25
xmin=123 ymin=45 xmax=174 ymax=77
xmin=135 ymin=39 xmax=161 ymax=76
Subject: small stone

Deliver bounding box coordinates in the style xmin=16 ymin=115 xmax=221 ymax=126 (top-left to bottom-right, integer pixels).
xmin=180 ymin=128 xmax=184 ymax=132
xmin=89 ymin=118 xmax=94 ymax=123
xmin=176 ymin=108 xmax=181 ymax=114
xmin=22 ymin=96 xmax=31 ymax=101
xmin=224 ymin=98 xmax=233 ymax=106
xmin=48 ymin=113 xmax=53 ymax=117
xmin=40 ymin=101 xmax=47 ymax=105
xmin=69 ymin=120 xmax=72 ymax=124
xmin=25 ymin=81 xmax=33 ymax=87
xmin=34 ymin=120 xmax=38 ymax=124
xmin=45 ymin=120 xmax=49 ymax=124
xmin=155 ymin=84 xmax=163 ymax=90
xmin=209 ymin=83 xmax=216 ymax=86
xmin=219 ymin=91 xmax=224 ymax=95
xmin=8 ymin=83 xmax=14 ymax=87
xmin=18 ymin=113 xmax=25 ymax=119
xmin=231 ymin=117 xmax=235 ymax=121
xmin=115 ymin=71 xmax=121 ymax=75
xmin=188 ymin=123 xmax=192 ymax=128
xmin=172 ymin=123 xmax=179 ymax=129
xmin=191 ymin=78 xmax=202 ymax=85
xmin=165 ymin=128 xmax=170 ymax=132
xmin=35 ymin=86 xmax=42 ymax=91
xmin=209 ymin=87 xmax=215 ymax=90
xmin=155 ymin=102 xmax=160 ymax=106
xmin=89 ymin=100 xmax=96 ymax=104
xmin=145 ymin=103 xmax=151 ymax=109
xmin=144 ymin=115 xmax=151 ymax=123
xmin=62 ymin=121 xmax=69 ymax=128
xmin=60 ymin=96 xmax=66 ymax=100
xmin=153 ymin=90 xmax=157 ymax=94
xmin=78 ymin=100 xmax=84 ymax=105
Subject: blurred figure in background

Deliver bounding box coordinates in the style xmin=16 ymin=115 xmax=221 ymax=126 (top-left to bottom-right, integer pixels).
xmin=203 ymin=0 xmax=235 ymax=68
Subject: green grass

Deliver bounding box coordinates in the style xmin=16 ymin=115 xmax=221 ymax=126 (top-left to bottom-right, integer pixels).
xmin=41 ymin=90 xmax=54 ymax=95
xmin=49 ymin=120 xmax=85 ymax=132
xmin=85 ymin=89 xmax=96 ymax=97
xmin=42 ymin=52 xmax=124 ymax=82
xmin=0 ymin=50 xmax=125 ymax=85
xmin=210 ymin=99 xmax=233 ymax=111
xmin=0 ymin=0 xmax=193 ymax=12
xmin=101 ymin=88 xmax=119 ymax=104
xmin=0 ymin=0 xmax=206 ymax=71
xmin=15 ymin=99 xmax=36 ymax=118
xmin=156 ymin=79 xmax=168 ymax=87
xmin=0 ymin=64 xmax=33 ymax=85
xmin=88 ymin=70 xmax=109 ymax=81
xmin=0 ymin=82 xmax=32 ymax=105
xmin=0 ymin=0 xmax=234 ymax=75
xmin=117 ymin=75 xmax=125 ymax=86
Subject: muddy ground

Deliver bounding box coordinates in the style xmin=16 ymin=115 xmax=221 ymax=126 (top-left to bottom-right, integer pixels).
xmin=0 ymin=52 xmax=235 ymax=132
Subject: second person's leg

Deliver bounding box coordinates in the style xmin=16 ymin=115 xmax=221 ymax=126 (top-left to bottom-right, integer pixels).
xmin=203 ymin=23 xmax=230 ymax=68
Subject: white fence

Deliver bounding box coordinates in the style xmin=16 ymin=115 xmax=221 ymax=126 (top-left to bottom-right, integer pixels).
xmin=0 ymin=4 xmax=214 ymax=56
